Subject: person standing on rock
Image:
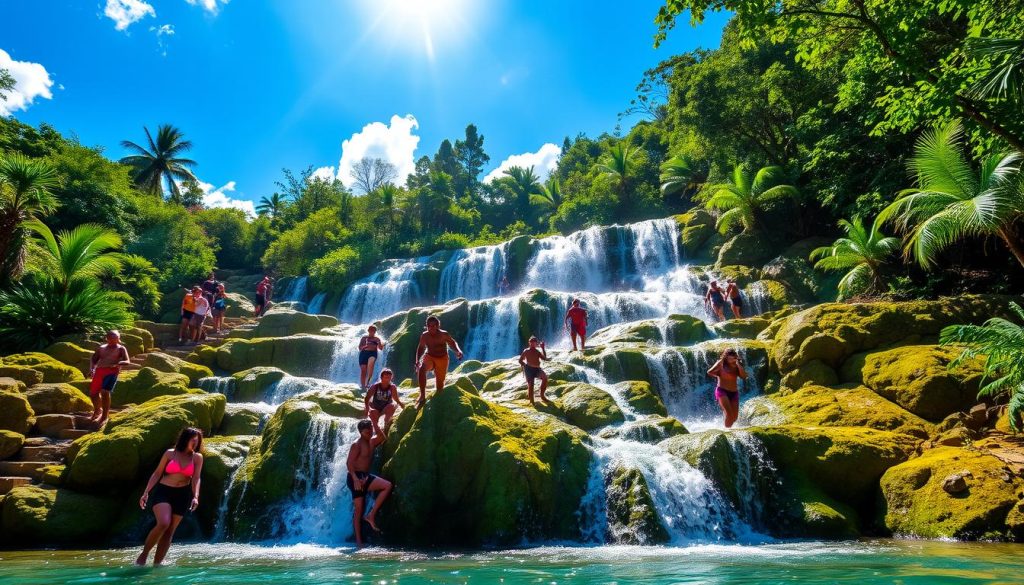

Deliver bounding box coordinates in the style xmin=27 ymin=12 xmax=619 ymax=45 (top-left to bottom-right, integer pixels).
xmin=414 ymin=315 xmax=463 ymax=408
xmin=357 ymin=325 xmax=385 ymax=391
xmin=725 ymin=279 xmax=743 ymax=319
xmin=211 ymin=284 xmax=228 ymax=333
xmin=254 ymin=276 xmax=271 ymax=317
xmin=364 ymin=368 xmax=403 ymax=434
xmin=201 ymin=271 xmax=219 ymax=305
xmin=707 ymin=348 xmax=748 ymax=428
xmin=136 ymin=427 xmax=204 ymax=566
xmin=346 ymin=419 xmax=392 ymax=547
xmin=190 ymin=286 xmax=210 ymax=343
xmin=519 ymin=336 xmax=550 ymax=404
xmin=563 ymin=299 xmax=589 ymax=352
xmin=88 ymin=330 xmax=131 ymax=425
xmin=178 ymin=287 xmax=197 ymax=344
xmin=705 ymin=281 xmax=727 ymax=321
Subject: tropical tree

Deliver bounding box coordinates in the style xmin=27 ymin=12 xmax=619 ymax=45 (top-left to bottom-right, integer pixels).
xmin=0 ymin=153 xmax=60 ymax=284
xmin=660 ymin=155 xmax=706 ymax=201
xmin=941 ymin=303 xmax=1024 ymax=432
xmin=810 ymin=216 xmax=899 ymax=299
xmin=700 ymin=164 xmax=798 ymax=234
xmin=0 ymin=221 xmax=130 ymax=352
xmin=878 ymin=121 xmax=1024 ymax=269
xmin=120 ymin=124 xmax=198 ymax=202
xmin=594 ymin=143 xmax=637 ymax=198
xmin=503 ymin=165 xmax=542 ymax=219
xmin=531 ymin=178 xmax=562 ymax=208
xmin=966 ymin=37 xmax=1024 ymax=110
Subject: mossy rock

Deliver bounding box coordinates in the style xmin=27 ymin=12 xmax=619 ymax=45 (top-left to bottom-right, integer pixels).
xmin=880 ymin=447 xmax=1024 ymax=540
xmin=0 ymin=390 xmax=35 ymax=435
xmin=215 ymin=335 xmax=339 ymax=377
xmin=605 ymin=465 xmax=670 ymax=544
xmin=379 ymin=385 xmax=593 ymax=546
xmin=589 ymin=314 xmax=710 ymax=346
xmin=860 ymin=345 xmax=984 ymax=422
xmin=118 ymin=332 xmax=147 ymax=356
xmin=716 ymin=232 xmax=777 ymax=268
xmin=188 ymin=344 xmax=220 ymax=368
xmin=617 ymin=381 xmax=667 ymax=416
xmin=0 ymin=429 xmax=24 ymax=459
xmin=42 ymin=342 xmax=94 ymax=375
xmin=0 ymin=366 xmax=44 ymax=386
xmin=572 ymin=345 xmax=651 ymax=382
xmin=219 ymin=404 xmax=265 ymax=436
xmin=605 ymin=417 xmax=687 ymax=443
xmin=663 ymin=431 xmax=748 ymax=511
xmin=23 ymin=383 xmax=92 ymax=415
xmin=552 ymin=382 xmax=625 ymax=431
xmin=0 ymin=486 xmax=120 ymax=546
xmin=713 ymin=314 xmax=773 ymax=339
xmin=232 ymin=367 xmax=286 ymax=402
xmin=65 ymin=393 xmax=226 ymax=492
xmin=746 ymin=385 xmax=934 ymax=439
xmin=109 ymin=367 xmax=197 ymax=408
xmin=134 ymin=320 xmax=181 ymax=348
xmin=780 ymin=359 xmax=839 ymax=390
xmin=249 ymin=309 xmax=339 ymax=337
xmin=142 ymin=352 xmax=214 ymax=386
xmin=223 ymin=292 xmax=255 ymax=318
xmin=197 ymin=435 xmax=256 ymax=533
xmin=295 ymin=385 xmax=366 ymax=419
xmin=1 ymin=353 xmax=83 ymax=383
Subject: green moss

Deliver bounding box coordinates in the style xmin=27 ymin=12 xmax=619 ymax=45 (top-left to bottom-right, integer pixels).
xmin=0 ymin=390 xmax=35 ymax=435
xmin=43 ymin=342 xmax=94 ymax=375
xmin=133 ymin=320 xmax=181 ymax=348
xmin=0 ymin=365 xmax=43 ymax=386
xmin=0 ymin=486 xmax=120 ymax=546
xmin=188 ymin=344 xmax=219 ymax=368
xmin=215 ymin=335 xmax=339 ymax=376
xmin=378 ymin=299 xmax=470 ymax=381
xmin=605 ymin=465 xmax=670 ymax=544
xmin=142 ymin=352 xmax=214 ymax=385
xmin=109 ymin=367 xmax=197 ymax=407
xmin=295 ymin=385 xmax=366 ymax=418
xmin=590 ymin=315 xmax=710 ymax=346
xmin=663 ymin=431 xmax=745 ymax=509
xmin=617 ymin=381 xmax=667 ymax=416
xmin=231 ymin=367 xmax=286 ymax=402
xmin=197 ymin=435 xmax=256 ymax=532
xmin=716 ymin=232 xmax=777 ymax=268
xmin=713 ymin=314 xmax=773 ymax=339
xmin=880 ymin=447 xmax=1024 ymax=540
xmin=609 ymin=417 xmax=687 ymax=443
xmin=780 ymin=359 xmax=839 ymax=390
xmin=219 ymin=405 xmax=265 ymax=436
xmin=550 ymin=382 xmax=625 ymax=431
xmin=0 ymin=429 xmax=24 ymax=459
xmin=23 ymin=383 xmax=92 ymax=415
xmin=860 ymin=345 xmax=983 ymax=421
xmin=249 ymin=309 xmax=339 ymax=337
xmin=1 ymin=352 xmax=83 ymax=383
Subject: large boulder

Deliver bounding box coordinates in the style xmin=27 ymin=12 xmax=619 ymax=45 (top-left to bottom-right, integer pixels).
xmin=0 ymin=486 xmax=120 ymax=546
xmin=551 ymin=382 xmax=625 ymax=431
xmin=860 ymin=345 xmax=984 ymax=421
xmin=604 ymin=465 xmax=670 ymax=544
xmin=23 ymin=383 xmax=92 ymax=415
xmin=716 ymin=232 xmax=777 ymax=268
xmin=675 ymin=210 xmax=716 ymax=258
xmin=379 ymin=385 xmax=593 ymax=546
xmin=43 ymin=342 xmax=94 ymax=375
xmin=142 ymin=352 xmax=214 ymax=386
xmin=0 ymin=366 xmax=44 ymax=386
xmin=295 ymin=385 xmax=366 ymax=419
xmin=134 ymin=320 xmax=181 ymax=348
xmin=880 ymin=447 xmax=1024 ymax=540
xmin=196 ymin=435 xmax=256 ymax=532
xmin=1 ymin=353 xmax=83 ymax=383
xmin=606 ymin=417 xmax=687 ymax=443
xmin=0 ymin=390 xmax=35 ymax=435
xmin=589 ymin=314 xmax=710 ymax=346
xmin=249 ymin=309 xmax=339 ymax=338
xmin=215 ymin=335 xmax=338 ymax=377
xmin=231 ymin=367 xmax=286 ymax=402
xmin=0 ymin=429 xmax=24 ymax=459
xmin=223 ymin=292 xmax=255 ymax=318
xmin=379 ymin=299 xmax=470 ymax=381
xmin=219 ymin=404 xmax=265 ymax=436
xmin=65 ymin=393 xmax=226 ymax=491
xmin=617 ymin=381 xmax=667 ymax=416
xmin=109 ymin=367 xmax=197 ymax=407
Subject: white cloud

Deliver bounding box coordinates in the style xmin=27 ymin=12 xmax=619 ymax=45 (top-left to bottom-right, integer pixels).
xmin=150 ymin=24 xmax=175 ymax=56
xmin=311 ymin=166 xmax=336 ymax=181
xmin=185 ymin=0 xmax=229 ymax=14
xmin=0 ymin=49 xmax=54 ymax=117
xmin=484 ymin=143 xmax=562 ymax=184
xmin=104 ymin=0 xmax=155 ymax=31
xmin=336 ymin=114 xmax=420 ymax=189
xmin=196 ymin=180 xmax=256 ymax=217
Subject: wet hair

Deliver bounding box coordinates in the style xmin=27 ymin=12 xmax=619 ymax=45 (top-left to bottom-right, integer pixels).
xmin=721 ymin=348 xmax=739 ymax=360
xmin=426 ymin=316 xmax=440 ymax=326
xmin=380 ymin=367 xmax=393 ymax=377
xmin=572 ymin=299 xmax=580 ymax=306
xmin=105 ymin=330 xmax=120 ymax=338
xmin=357 ymin=419 xmax=373 ymax=432
xmin=175 ymin=427 xmax=203 ymax=452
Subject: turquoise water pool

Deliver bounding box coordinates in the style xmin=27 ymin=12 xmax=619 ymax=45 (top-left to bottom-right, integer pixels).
xmin=1 ymin=541 xmax=1021 ymax=584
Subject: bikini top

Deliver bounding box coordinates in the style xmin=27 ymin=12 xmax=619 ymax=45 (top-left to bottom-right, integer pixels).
xmin=360 ymin=336 xmax=382 ymax=350
xmin=164 ymin=454 xmax=195 ymax=477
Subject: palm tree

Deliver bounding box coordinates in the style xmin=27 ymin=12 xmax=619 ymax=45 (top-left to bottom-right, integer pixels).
xmin=701 ymin=164 xmax=798 ymax=234
xmin=810 ymin=216 xmax=899 ymax=299
xmin=29 ymin=221 xmax=124 ymax=292
xmin=941 ymin=302 xmax=1024 ymax=432
xmin=878 ymin=121 xmax=1024 ymax=268
xmin=660 ymin=155 xmax=697 ymax=197
xmin=967 ymin=37 xmax=1024 ymax=108
xmin=256 ymin=192 xmax=288 ymax=220
xmin=0 ymin=153 xmax=60 ymax=283
xmin=595 ymin=143 xmax=637 ymax=198
xmin=504 ymin=165 xmax=542 ymax=218
xmin=120 ymin=124 xmax=198 ymax=202
xmin=531 ymin=178 xmax=562 ymax=208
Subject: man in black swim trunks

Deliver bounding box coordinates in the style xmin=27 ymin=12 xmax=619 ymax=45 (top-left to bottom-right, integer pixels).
xmin=346 ymin=419 xmax=392 ymax=547
xmin=725 ymin=279 xmax=743 ymax=319
xmin=518 ymin=336 xmax=550 ymax=404
xmin=364 ymin=368 xmax=403 ymax=434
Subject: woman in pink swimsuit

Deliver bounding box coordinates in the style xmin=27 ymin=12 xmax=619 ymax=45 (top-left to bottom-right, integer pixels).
xmin=136 ymin=427 xmax=204 ymax=565
xmin=707 ymin=349 xmax=748 ymax=428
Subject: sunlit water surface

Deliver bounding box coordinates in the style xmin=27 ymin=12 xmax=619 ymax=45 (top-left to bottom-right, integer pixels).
xmin=1 ymin=541 xmax=1022 ymax=584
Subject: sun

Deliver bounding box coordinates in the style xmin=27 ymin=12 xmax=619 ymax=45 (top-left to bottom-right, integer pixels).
xmin=360 ymin=0 xmax=472 ymax=60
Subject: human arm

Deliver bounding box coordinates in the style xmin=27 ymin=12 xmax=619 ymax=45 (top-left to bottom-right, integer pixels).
xmin=540 ymin=342 xmax=548 ymax=361
xmin=346 ymin=444 xmax=361 ymax=485
xmin=371 ymin=427 xmax=387 ymax=448
xmin=446 ymin=334 xmax=463 ymax=360
xmin=393 ymin=392 xmax=405 ymax=409
xmin=414 ymin=335 xmax=426 ymax=369
xmin=737 ymin=361 xmax=748 ymax=380
xmin=90 ymin=349 xmax=100 ymax=374
xmin=363 ymin=389 xmax=371 ymax=417
xmin=139 ymin=451 xmax=170 ymax=509
xmin=707 ymin=359 xmax=722 ymax=378
xmin=117 ymin=346 xmax=131 ymax=367
xmin=189 ymin=454 xmax=204 ymax=511
xmin=518 ymin=350 xmax=528 ymax=369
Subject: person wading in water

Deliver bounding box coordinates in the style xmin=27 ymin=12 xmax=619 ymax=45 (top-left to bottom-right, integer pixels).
xmin=707 ymin=349 xmax=748 ymax=428
xmin=136 ymin=427 xmax=204 ymax=566
xmin=414 ymin=315 xmax=463 ymax=409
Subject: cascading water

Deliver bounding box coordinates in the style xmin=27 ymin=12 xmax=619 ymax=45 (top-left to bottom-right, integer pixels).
xmin=338 ymin=258 xmax=431 ymax=324
xmin=306 ymin=292 xmax=327 ymax=315
xmin=283 ymin=276 xmax=309 ymax=303
xmin=198 ymin=376 xmax=235 ymax=398
xmin=439 ymin=242 xmax=509 ymax=301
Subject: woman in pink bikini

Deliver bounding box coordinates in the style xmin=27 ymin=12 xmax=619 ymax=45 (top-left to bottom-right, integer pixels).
xmin=136 ymin=427 xmax=204 ymax=565
xmin=707 ymin=349 xmax=748 ymax=428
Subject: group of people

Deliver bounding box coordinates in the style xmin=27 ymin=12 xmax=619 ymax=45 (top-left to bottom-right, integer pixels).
xmin=705 ymin=279 xmax=744 ymax=321
xmin=177 ymin=272 xmax=231 ymax=345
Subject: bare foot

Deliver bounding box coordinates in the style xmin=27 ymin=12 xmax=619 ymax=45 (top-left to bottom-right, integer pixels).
xmin=135 ymin=552 xmax=147 ymax=566
xmin=97 ymin=417 xmax=109 ymax=427
xmin=416 ymin=397 xmax=425 ymax=409
xmin=541 ymin=395 xmax=550 ymax=402
xmin=366 ymin=514 xmax=381 ymax=533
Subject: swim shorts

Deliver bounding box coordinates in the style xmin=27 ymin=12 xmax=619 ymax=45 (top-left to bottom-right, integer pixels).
xmin=358 ymin=349 xmax=378 ymax=366
xmin=523 ymin=365 xmax=544 ymax=384
xmin=89 ymin=367 xmax=119 ymax=397
xmin=714 ymin=386 xmax=739 ymax=403
xmin=346 ymin=471 xmax=378 ymax=499
xmin=420 ymin=353 xmax=449 ymax=375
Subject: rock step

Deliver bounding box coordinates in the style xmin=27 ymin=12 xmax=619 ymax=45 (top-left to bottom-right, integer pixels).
xmin=17 ymin=444 xmax=69 ymax=462
xmin=34 ymin=414 xmax=76 ymax=437
xmin=0 ymin=476 xmax=33 ymax=495
xmin=56 ymin=429 xmax=93 ymax=440
xmin=120 ymin=363 xmax=143 ymax=371
xmin=0 ymin=461 xmax=50 ymax=481
xmin=130 ymin=354 xmax=150 ymax=364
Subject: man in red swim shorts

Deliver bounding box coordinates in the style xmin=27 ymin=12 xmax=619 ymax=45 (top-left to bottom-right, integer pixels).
xmin=89 ymin=330 xmax=131 ymax=425
xmin=563 ymin=298 xmax=589 ymax=352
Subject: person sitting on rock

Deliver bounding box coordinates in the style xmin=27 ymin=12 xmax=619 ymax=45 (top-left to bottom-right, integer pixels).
xmin=705 ymin=281 xmax=727 ymax=321
xmin=364 ymin=368 xmax=403 ymax=434
xmin=707 ymin=348 xmax=748 ymax=428
xmin=88 ymin=330 xmax=131 ymax=425
xmin=563 ymin=299 xmax=589 ymax=351
xmin=357 ymin=325 xmax=385 ymax=391
xmin=137 ymin=427 xmax=204 ymax=566
xmin=519 ymin=336 xmax=550 ymax=404
xmin=346 ymin=419 xmax=392 ymax=547
xmin=725 ymin=279 xmax=743 ymax=319
xmin=414 ymin=315 xmax=463 ymax=408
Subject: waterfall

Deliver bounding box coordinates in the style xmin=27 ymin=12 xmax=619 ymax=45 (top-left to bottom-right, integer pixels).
xmin=339 ymin=258 xmax=430 ymax=324
xmin=439 ymin=242 xmax=509 ymax=302
xmin=198 ymin=376 xmax=235 ymax=398
xmin=267 ymin=375 xmax=341 ymax=405
xmin=462 ymin=297 xmax=524 ymax=363
xmin=283 ymin=276 xmax=309 ymax=303
xmin=307 ymin=292 xmax=327 ymax=315
xmin=328 ymin=323 xmax=389 ymax=385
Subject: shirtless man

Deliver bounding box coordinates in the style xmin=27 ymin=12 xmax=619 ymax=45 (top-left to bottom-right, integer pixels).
xmin=563 ymin=299 xmax=589 ymax=352
xmin=88 ymin=330 xmax=131 ymax=425
xmin=364 ymin=368 xmax=403 ymax=434
xmin=345 ymin=419 xmax=392 ymax=547
xmin=725 ymin=279 xmax=743 ymax=319
xmin=518 ymin=336 xmax=550 ymax=404
xmin=414 ymin=315 xmax=464 ymax=408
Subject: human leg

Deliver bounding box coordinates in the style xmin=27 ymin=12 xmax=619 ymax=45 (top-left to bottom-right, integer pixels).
xmin=366 ymin=355 xmax=377 ymax=388
xmin=539 ymin=371 xmax=549 ymax=401
xmin=716 ymin=394 xmax=732 ymax=427
xmin=153 ymin=515 xmax=183 ymax=565
xmin=137 ymin=503 xmax=172 ymax=565
xmin=417 ymin=363 xmax=429 ymax=408
xmin=352 ymin=497 xmax=366 ymax=546
xmin=98 ymin=390 xmax=111 ymax=424
xmin=383 ymin=403 xmax=396 ymax=433
xmin=359 ymin=363 xmax=368 ymax=389
xmin=364 ymin=476 xmax=393 ymax=531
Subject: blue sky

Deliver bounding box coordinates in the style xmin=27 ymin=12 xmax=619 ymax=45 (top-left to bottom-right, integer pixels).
xmin=1 ymin=0 xmax=727 ymax=212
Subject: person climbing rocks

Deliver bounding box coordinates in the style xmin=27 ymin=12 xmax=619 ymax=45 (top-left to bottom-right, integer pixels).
xmin=88 ymin=330 xmax=130 ymax=425
xmin=201 ymin=271 xmax=219 ymax=305
xmin=358 ymin=325 xmax=385 ymax=391
xmin=346 ymin=419 xmax=392 ymax=547
xmin=707 ymin=348 xmax=748 ymax=428
xmin=178 ymin=287 xmax=197 ymax=344
xmin=725 ymin=279 xmax=743 ymax=319
xmin=211 ymin=283 xmax=228 ymax=333
xmin=518 ymin=336 xmax=550 ymax=404
xmin=136 ymin=427 xmax=204 ymax=566
xmin=190 ymin=286 xmax=210 ymax=343
xmin=414 ymin=315 xmax=464 ymax=408
xmin=364 ymin=368 xmax=403 ymax=434
xmin=254 ymin=276 xmax=271 ymax=317
xmin=563 ymin=299 xmax=589 ymax=351
xmin=705 ymin=280 xmax=727 ymax=321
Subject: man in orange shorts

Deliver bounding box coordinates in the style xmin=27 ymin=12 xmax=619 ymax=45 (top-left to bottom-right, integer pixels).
xmin=413 ymin=315 xmax=463 ymax=408
xmin=88 ymin=330 xmax=131 ymax=425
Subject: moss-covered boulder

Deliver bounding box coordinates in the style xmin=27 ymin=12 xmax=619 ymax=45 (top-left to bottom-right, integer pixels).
xmin=552 ymin=382 xmax=625 ymax=431
xmin=746 ymin=385 xmax=934 ymax=439
xmin=134 ymin=320 xmax=181 ymax=349
xmin=23 ymin=383 xmax=92 ymax=415
xmin=663 ymin=431 xmax=751 ymax=511
xmin=880 ymin=447 xmax=1024 ymax=540
xmin=65 ymin=393 xmax=226 ymax=491
xmin=716 ymin=232 xmax=777 ymax=268
xmin=675 ymin=210 xmax=716 ymax=257
xmin=219 ymin=404 xmax=266 ymax=436
xmin=215 ymin=335 xmax=338 ymax=377
xmin=197 ymin=435 xmax=256 ymax=532
xmin=0 ymin=390 xmax=35 ymax=435
xmin=0 ymin=429 xmax=24 ymax=459
xmin=860 ymin=345 xmax=983 ymax=421
xmin=605 ymin=465 xmax=670 ymax=544
xmin=713 ymin=314 xmax=774 ymax=340
xmin=0 ymin=366 xmax=44 ymax=386
xmin=188 ymin=344 xmax=220 ymax=369
xmin=607 ymin=417 xmax=687 ymax=443
xmin=223 ymin=292 xmax=255 ymax=318
xmin=295 ymin=385 xmax=366 ymax=419
xmin=1 ymin=353 xmax=83 ymax=383
xmin=109 ymin=367 xmax=196 ymax=407
xmin=249 ymin=309 xmax=339 ymax=337
xmin=43 ymin=342 xmax=94 ymax=375
xmin=589 ymin=315 xmax=710 ymax=346
xmin=0 ymin=486 xmax=120 ymax=546
xmin=780 ymin=359 xmax=839 ymax=390
xmin=617 ymin=381 xmax=667 ymax=416
xmin=232 ymin=367 xmax=286 ymax=402
xmin=380 ymin=385 xmax=593 ymax=546
xmin=142 ymin=352 xmax=214 ymax=386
